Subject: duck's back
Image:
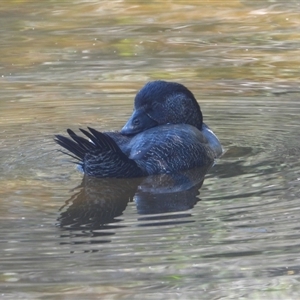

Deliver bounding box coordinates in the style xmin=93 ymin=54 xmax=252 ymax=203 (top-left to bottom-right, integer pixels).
xmin=124 ymin=124 xmax=216 ymax=175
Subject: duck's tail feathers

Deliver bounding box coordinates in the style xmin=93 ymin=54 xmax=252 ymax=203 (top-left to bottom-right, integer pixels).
xmin=54 ymin=127 xmax=145 ymax=178
xmin=54 ymin=128 xmax=94 ymax=164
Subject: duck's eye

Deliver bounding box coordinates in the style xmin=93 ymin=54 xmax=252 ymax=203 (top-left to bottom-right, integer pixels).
xmin=133 ymin=118 xmax=140 ymax=126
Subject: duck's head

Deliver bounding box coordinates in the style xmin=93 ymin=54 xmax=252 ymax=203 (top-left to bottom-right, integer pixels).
xmin=121 ymin=80 xmax=203 ymax=135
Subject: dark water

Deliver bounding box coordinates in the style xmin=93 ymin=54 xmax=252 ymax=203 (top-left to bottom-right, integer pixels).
xmin=1 ymin=1 xmax=300 ymax=299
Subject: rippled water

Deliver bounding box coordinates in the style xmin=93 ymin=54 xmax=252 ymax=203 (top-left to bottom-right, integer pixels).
xmin=1 ymin=1 xmax=300 ymax=299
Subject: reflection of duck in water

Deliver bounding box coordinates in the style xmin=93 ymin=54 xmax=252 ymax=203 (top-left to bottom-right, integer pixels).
xmin=55 ymin=80 xmax=223 ymax=178
xmin=58 ymin=176 xmax=141 ymax=229
xmin=58 ymin=166 xmax=210 ymax=229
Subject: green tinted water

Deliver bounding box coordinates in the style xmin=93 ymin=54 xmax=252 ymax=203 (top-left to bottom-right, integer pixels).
xmin=1 ymin=1 xmax=300 ymax=299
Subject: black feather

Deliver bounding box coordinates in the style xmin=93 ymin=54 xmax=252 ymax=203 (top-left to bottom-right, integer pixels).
xmin=87 ymin=127 xmax=117 ymax=151
xmin=55 ymin=127 xmax=144 ymax=178
xmin=79 ymin=128 xmax=100 ymax=146
xmin=54 ymin=134 xmax=85 ymax=160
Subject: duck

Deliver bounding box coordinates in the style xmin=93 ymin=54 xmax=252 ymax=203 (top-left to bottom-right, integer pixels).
xmin=55 ymin=80 xmax=223 ymax=178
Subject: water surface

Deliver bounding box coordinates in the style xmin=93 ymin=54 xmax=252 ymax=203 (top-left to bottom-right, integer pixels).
xmin=1 ymin=1 xmax=300 ymax=299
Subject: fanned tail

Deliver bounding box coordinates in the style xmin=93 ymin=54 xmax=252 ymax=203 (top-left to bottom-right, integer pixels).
xmin=54 ymin=128 xmax=145 ymax=178
xmin=55 ymin=129 xmax=92 ymax=164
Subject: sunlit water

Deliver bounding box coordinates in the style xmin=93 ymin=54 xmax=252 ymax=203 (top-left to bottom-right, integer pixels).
xmin=1 ymin=1 xmax=300 ymax=299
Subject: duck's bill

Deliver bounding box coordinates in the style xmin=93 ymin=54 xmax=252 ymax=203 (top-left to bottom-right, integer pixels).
xmin=121 ymin=108 xmax=158 ymax=135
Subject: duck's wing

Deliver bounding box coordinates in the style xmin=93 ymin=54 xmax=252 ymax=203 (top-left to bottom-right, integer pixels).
xmin=128 ymin=124 xmax=215 ymax=175
xmin=55 ymin=128 xmax=145 ymax=178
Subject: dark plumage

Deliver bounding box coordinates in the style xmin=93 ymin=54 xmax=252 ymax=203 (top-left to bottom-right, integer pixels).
xmin=121 ymin=81 xmax=203 ymax=135
xmin=55 ymin=80 xmax=223 ymax=178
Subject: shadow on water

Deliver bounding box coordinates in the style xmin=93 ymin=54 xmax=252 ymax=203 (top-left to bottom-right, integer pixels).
xmin=57 ymin=165 xmax=211 ymax=240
